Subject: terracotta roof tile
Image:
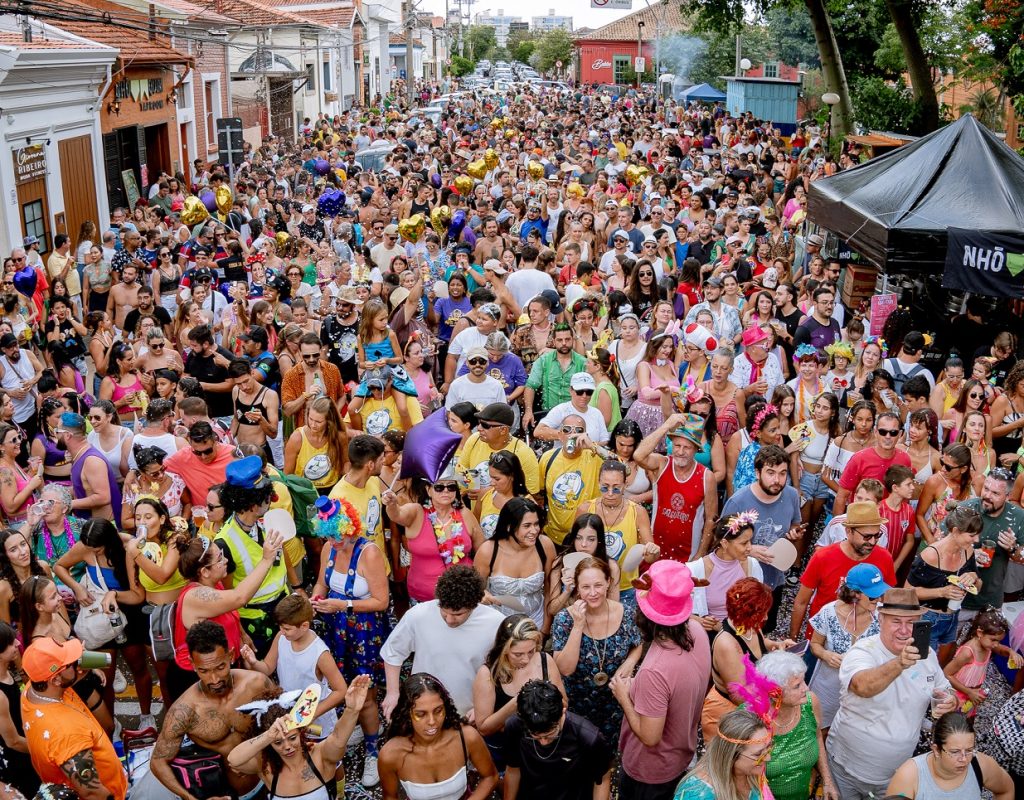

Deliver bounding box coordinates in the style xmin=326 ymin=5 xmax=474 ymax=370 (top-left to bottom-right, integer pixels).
xmin=145 ymin=0 xmax=237 ymax=24
xmin=574 ymin=0 xmax=690 ymax=42
xmin=209 ymin=0 xmax=323 ymax=26
xmin=53 ymin=0 xmax=193 ymax=63
xmin=0 ymin=32 xmax=111 ymax=50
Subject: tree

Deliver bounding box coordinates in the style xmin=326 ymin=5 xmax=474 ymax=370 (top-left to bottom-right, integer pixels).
xmin=764 ymin=5 xmax=819 ymax=67
xmin=533 ymin=28 xmax=573 ymax=73
xmin=883 ymin=0 xmax=939 ymax=132
xmin=507 ymin=29 xmax=537 ymax=64
xmin=449 ymin=55 xmax=475 ymax=77
xmin=685 ymin=26 xmax=770 ymax=90
xmin=850 ymin=75 xmax=921 ymax=132
xmin=959 ymin=86 xmax=1006 ymax=130
xmin=465 ymin=25 xmax=497 ymax=61
xmin=962 ymin=0 xmax=1024 ymax=119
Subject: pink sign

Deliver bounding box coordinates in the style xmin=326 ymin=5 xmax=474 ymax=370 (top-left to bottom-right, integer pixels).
xmin=870 ymin=293 xmax=898 ymax=336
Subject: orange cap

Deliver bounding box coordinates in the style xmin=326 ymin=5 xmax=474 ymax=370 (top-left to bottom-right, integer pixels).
xmin=23 ymin=637 xmax=83 ymax=682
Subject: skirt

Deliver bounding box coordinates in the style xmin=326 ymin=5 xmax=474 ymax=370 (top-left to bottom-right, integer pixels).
xmin=701 ymin=685 xmax=737 ymax=741
xmin=323 ymin=605 xmax=390 ymax=687
xmin=625 ymin=401 xmax=666 ymax=441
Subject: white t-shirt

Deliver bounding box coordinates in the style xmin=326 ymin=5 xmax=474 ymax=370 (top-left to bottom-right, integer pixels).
xmin=828 ymin=634 xmax=951 ymax=785
xmin=538 ymin=401 xmax=610 ymax=443
xmin=370 ymin=243 xmax=404 ymax=273
xmin=505 ymin=268 xmax=555 ymax=311
xmin=380 ymin=600 xmax=504 ymax=714
xmin=445 ymin=375 xmax=506 ymax=410
xmin=448 ymin=326 xmax=489 ymax=372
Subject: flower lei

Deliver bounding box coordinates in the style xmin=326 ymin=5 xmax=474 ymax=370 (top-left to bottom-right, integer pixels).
xmin=428 ymin=506 xmax=468 ymax=566
xmin=796 ymin=377 xmax=823 ymax=424
xmin=42 ymin=517 xmax=76 ymax=561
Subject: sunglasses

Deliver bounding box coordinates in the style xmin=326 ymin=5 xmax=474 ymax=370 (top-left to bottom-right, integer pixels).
xmin=432 ymin=482 xmax=458 ymax=492
xmin=467 ymin=358 xmax=488 ymax=366
xmin=159 ymin=252 xmax=171 ymax=257
xmin=302 ymin=354 xmax=320 ymax=362
xmin=876 ymin=428 xmax=901 ymax=437
xmin=599 ymin=485 xmax=623 ymax=495
xmin=561 ymin=425 xmax=585 ymax=434
xmin=479 ymin=421 xmax=506 ymax=429
xmin=150 ymin=343 xmax=165 ymax=350
xmin=856 ymin=530 xmax=884 ymax=541
xmin=191 ymin=446 xmax=215 ymax=457
xmin=968 ymin=393 xmax=984 ymax=400
xmin=940 ymin=461 xmax=962 ymax=471
xmin=573 ymin=389 xmax=594 ymax=396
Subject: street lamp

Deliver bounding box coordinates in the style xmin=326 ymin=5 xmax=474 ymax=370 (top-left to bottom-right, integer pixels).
xmin=739 ymin=57 xmax=751 ymax=75
xmin=822 ymin=91 xmax=840 ymax=153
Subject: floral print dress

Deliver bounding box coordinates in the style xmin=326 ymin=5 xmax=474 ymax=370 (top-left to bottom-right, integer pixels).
xmin=551 ymin=606 xmax=642 ymax=746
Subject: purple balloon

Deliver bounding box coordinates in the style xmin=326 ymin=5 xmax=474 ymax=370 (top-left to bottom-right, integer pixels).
xmin=399 ymin=409 xmax=462 ymax=483
xmin=448 ymin=209 xmax=467 ymax=242
xmin=317 ymin=188 xmax=345 ymax=217
xmin=200 ymin=189 xmax=217 ymax=213
xmin=314 ymin=158 xmax=330 ymax=176
xmin=430 ymin=173 xmax=442 ymax=189
xmin=461 ymin=228 xmax=477 ymax=249
xmin=12 ymin=266 xmax=35 ymax=297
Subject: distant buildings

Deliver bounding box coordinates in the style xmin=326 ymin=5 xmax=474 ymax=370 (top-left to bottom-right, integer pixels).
xmin=531 ymin=10 xmax=573 ymax=32
xmin=473 ymin=9 xmax=523 ymax=47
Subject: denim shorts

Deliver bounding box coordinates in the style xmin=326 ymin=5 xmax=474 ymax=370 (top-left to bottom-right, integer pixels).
xmin=800 ymin=469 xmax=833 ymax=503
xmin=922 ymin=608 xmax=960 ymax=647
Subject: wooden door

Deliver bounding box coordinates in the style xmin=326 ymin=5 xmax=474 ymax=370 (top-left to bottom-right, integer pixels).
xmin=59 ymin=135 xmax=99 ymax=244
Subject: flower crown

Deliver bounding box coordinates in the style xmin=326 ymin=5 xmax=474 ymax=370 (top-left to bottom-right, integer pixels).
xmin=726 ymin=511 xmax=759 ymax=535
xmin=864 ymin=336 xmax=888 ymax=358
xmin=793 ymin=343 xmax=820 ymax=363
xmin=751 ymin=403 xmax=778 ymax=436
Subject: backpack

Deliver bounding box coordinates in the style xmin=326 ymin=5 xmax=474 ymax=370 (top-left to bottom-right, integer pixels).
xmin=271 ymin=467 xmax=318 ymax=539
xmin=147 ymin=601 xmax=177 ymax=662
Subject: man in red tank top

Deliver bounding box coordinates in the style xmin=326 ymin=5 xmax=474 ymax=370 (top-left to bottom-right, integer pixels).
xmin=635 ymin=412 xmax=718 ymax=562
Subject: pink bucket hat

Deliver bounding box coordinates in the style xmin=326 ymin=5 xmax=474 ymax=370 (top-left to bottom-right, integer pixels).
xmin=741 ymin=325 xmax=769 ymax=348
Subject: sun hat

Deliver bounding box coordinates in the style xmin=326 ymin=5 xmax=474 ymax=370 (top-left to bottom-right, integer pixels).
xmin=667 ymin=413 xmax=705 ymax=447
xmin=844 ymin=501 xmax=885 ymax=528
xmin=877 ymin=587 xmax=924 ymax=617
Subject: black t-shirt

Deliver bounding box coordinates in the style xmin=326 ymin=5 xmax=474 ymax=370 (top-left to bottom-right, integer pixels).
xmin=218 ymin=254 xmax=247 ymax=284
xmin=974 ymin=344 xmax=1017 ymax=387
xmin=504 ymin=713 xmax=612 ymax=800
xmin=321 ymin=314 xmax=360 ymax=383
xmin=184 ymin=346 xmax=236 ymax=418
xmin=775 ymin=306 xmax=803 ymax=362
xmin=45 ymin=317 xmax=86 ymax=360
xmin=123 ymin=305 xmax=172 ymax=337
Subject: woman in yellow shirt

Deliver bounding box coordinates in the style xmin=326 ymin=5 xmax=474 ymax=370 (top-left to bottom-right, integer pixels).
xmin=471 ymin=450 xmax=529 ymax=540
xmin=284 ymin=396 xmax=348 ymax=495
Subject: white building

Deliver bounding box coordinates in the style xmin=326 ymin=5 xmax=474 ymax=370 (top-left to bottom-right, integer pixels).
xmin=473 ymin=9 xmax=523 ymax=48
xmin=0 ymin=17 xmax=116 ymax=257
xmin=531 ymin=9 xmax=572 ymax=32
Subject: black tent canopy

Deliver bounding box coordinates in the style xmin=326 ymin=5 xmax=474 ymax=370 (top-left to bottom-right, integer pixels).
xmin=806 ymin=114 xmax=1024 ymax=272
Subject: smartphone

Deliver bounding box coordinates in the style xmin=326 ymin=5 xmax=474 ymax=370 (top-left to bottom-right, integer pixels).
xmin=786 ymin=640 xmax=809 ymax=656
xmin=911 ymin=620 xmax=933 ymax=656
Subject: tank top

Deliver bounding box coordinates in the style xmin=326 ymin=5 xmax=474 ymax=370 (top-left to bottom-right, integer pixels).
xmin=652 ymin=460 xmax=707 ymax=562
xmin=87 ymin=427 xmax=131 ymax=475
xmin=0 ymin=353 xmax=35 ymax=423
xmin=706 ymin=382 xmax=739 ymax=444
xmin=0 ymin=461 xmax=35 ymax=521
xmin=600 ymin=501 xmax=640 ymax=591
xmin=712 ymin=619 xmax=767 ymax=693
xmin=35 ymin=433 xmax=71 ymax=473
xmin=276 ymin=636 xmax=337 ymax=738
xmin=399 ymin=728 xmax=470 ymax=800
xmin=909 ymin=753 xmax=981 ymax=800
xmin=71 ymin=445 xmax=122 ymax=525
xmin=137 ymin=541 xmax=187 ymax=594
xmin=235 ymin=386 xmax=270 ymax=426
xmin=493 ymin=654 xmax=550 ymax=711
xmin=268 ymin=750 xmax=334 ymax=800
xmin=295 ymin=429 xmax=339 ymax=490
xmin=407 ymin=510 xmax=474 ymax=603
xmin=174 ymin=582 xmax=244 ymax=670
xmin=110 ymin=373 xmax=146 ymax=415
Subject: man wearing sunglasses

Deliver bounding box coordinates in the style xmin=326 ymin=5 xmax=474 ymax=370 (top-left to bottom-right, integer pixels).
xmin=539 ymin=412 xmax=605 ymax=545
xmin=834 ymin=412 xmax=912 ymax=515
xmin=57 ymin=412 xmax=122 ymax=526
xmin=458 ymin=403 xmax=541 ymax=498
xmin=534 ymin=373 xmax=610 ymax=446
xmin=164 ymin=420 xmax=234 ymax=508
xmin=444 ymin=347 xmax=505 ymax=411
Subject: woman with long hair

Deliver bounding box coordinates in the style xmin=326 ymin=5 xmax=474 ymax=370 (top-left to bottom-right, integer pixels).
xmin=446 ymin=403 xmax=477 ymax=461
xmin=546 ymin=515 xmax=620 ymax=617
xmin=943 ymin=377 xmax=990 ymax=447
xmin=688 ymin=514 xmax=766 ymax=634
xmin=0 ymin=424 xmax=40 ymax=525
xmin=957 ymin=409 xmax=996 ymax=477
xmin=610 ymin=313 xmax=646 ymax=412
xmin=900 ymin=408 xmax=942 ymax=504
xmin=625 ymin=333 xmax=681 ymax=439
xmin=473 ymin=614 xmax=565 ymax=763
xmin=916 ymin=444 xmax=978 ymax=544
xmin=990 ymin=360 xmax=1024 ymax=463
xmin=227 ymin=676 xmax=370 ymax=799
xmin=791 ymin=392 xmax=841 ymax=540
xmin=585 ymin=346 xmax=621 ymax=430
xmin=99 ymin=341 xmax=147 ymax=429
xmin=82 ymin=244 xmax=113 ymax=314
xmin=53 ymin=518 xmax=151 ymax=723
xmin=121 ymin=445 xmax=190 ymax=526
xmin=284 ymin=395 xmax=348 ymax=495
xmin=472 ymin=450 xmax=528 ymax=542
xmin=383 ymin=477 xmax=484 ymax=605
xmin=728 ymin=403 xmax=783 ymax=495
xmin=85 ymin=400 xmax=131 ymax=481
xmin=608 ymin=419 xmax=653 ymax=505
xmin=675 ymin=709 xmax=774 ymax=800
xmin=822 ymin=401 xmax=876 ymax=496
xmin=379 ymin=673 xmax=498 ymax=800
xmin=849 ymin=338 xmax=885 ymax=405
xmin=474 ymin=497 xmax=556 ymax=631
xmin=624 ymin=259 xmax=661 ymax=322
xmin=275 ymin=323 xmax=304 ymax=376
xmin=0 ymin=528 xmax=48 ymax=625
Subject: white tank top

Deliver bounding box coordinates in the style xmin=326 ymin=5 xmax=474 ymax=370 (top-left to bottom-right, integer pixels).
xmin=276 ymin=636 xmax=337 ymax=738
xmin=127 ymin=431 xmax=178 ymax=470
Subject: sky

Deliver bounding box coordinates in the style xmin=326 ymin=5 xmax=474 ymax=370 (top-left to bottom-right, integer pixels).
xmin=417 ymin=0 xmax=636 ymax=30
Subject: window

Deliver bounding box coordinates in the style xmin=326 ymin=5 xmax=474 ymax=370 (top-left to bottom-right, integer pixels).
xmin=22 ymin=200 xmax=47 ymax=255
xmin=204 ymin=81 xmax=215 ymax=148
xmin=323 ymin=61 xmax=332 ymax=92
xmin=613 ymin=55 xmax=630 ymax=85
xmin=763 ymin=61 xmax=778 ymax=79
xmin=305 ymin=63 xmax=315 ymax=94
xmin=178 ymin=73 xmax=193 ymax=109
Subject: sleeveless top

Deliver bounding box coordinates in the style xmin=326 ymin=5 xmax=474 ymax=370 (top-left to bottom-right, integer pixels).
xmin=694 ymin=439 xmax=713 ymax=469
xmin=87 ymin=427 xmax=131 ymax=475
xmin=295 ymin=429 xmax=339 ymax=490
xmin=653 ymin=460 xmax=707 ymax=562
xmin=268 ymin=750 xmax=334 ymax=800
xmin=600 ymin=501 xmax=640 ymax=591
xmin=909 ymin=753 xmax=981 ymax=800
xmin=712 ymin=619 xmax=767 ymax=693
xmin=174 ymin=582 xmax=244 ymax=670
xmin=997 ymin=398 xmax=1024 ymax=454
xmin=908 ymin=545 xmax=977 ymax=612
xmin=407 ymin=510 xmax=474 ymax=604
xmin=764 ymin=697 xmax=819 ymax=800
xmin=706 ymin=382 xmax=739 ymax=444
xmin=399 ymin=727 xmax=470 ymax=800
xmin=327 ymin=542 xmax=372 ymax=600
xmin=277 ymin=636 xmax=337 ymax=738
xmin=35 ymin=433 xmax=71 ymax=474
xmin=235 ymin=386 xmax=270 ymax=426
xmin=110 ymin=373 xmax=146 ymax=416
xmin=487 ymin=539 xmax=547 ymax=628
xmin=137 ymin=541 xmax=187 ymax=594
xmin=0 ymin=461 xmax=34 ymax=522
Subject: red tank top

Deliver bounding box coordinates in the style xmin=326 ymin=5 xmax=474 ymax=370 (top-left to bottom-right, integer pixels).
xmin=652 ymin=460 xmax=707 ymax=562
xmin=174 ymin=582 xmax=244 ymax=670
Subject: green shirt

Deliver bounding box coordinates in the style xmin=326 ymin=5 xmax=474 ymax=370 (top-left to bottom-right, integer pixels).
xmin=526 ymin=350 xmax=588 ymax=411
xmin=961 ymin=497 xmax=1024 ymax=610
xmin=590 ymin=378 xmax=621 ymax=431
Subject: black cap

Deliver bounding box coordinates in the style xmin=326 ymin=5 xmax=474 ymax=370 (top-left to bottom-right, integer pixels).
xmin=238 ymin=325 xmax=269 ymax=347
xmin=267 ymin=274 xmax=289 ymax=293
xmin=0 ymin=333 xmax=16 ymax=349
xmin=539 ymin=288 xmax=563 ymax=315
xmin=477 ymin=403 xmax=515 ymax=427
xmin=192 ymin=266 xmax=213 ymax=282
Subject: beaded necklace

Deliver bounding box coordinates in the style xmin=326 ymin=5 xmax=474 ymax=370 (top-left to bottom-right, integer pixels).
xmin=795 ymin=378 xmax=822 ymax=424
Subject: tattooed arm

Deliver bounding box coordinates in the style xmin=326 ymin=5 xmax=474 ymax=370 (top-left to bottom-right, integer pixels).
xmin=150 ymin=702 xmax=202 ymax=800
xmin=60 ymin=749 xmax=114 ymax=800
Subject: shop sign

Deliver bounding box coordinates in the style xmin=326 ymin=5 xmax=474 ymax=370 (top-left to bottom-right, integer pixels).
xmin=943 ymin=227 xmax=1024 ymax=299
xmin=591 ymin=59 xmax=612 ymax=71
xmin=13 ymin=144 xmax=45 ymax=185
xmin=114 ymin=76 xmax=166 ymax=112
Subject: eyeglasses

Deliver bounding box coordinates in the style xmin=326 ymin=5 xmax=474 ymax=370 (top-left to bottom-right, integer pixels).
xmin=143 ymin=468 xmax=165 ymax=479
xmin=150 ymin=343 xmax=165 ymax=350
xmin=599 ymin=485 xmax=623 ymax=495
xmin=739 ymin=745 xmax=773 ymax=765
xmin=191 ymin=446 xmax=215 ymax=457
xmin=206 ymin=502 xmax=223 ymax=511
xmin=432 ymin=482 xmax=458 ymax=492
xmin=855 ymin=529 xmax=884 ymax=541
xmin=479 ymin=421 xmax=506 ymax=429
xmin=467 ymin=358 xmax=487 ymax=366
xmin=942 ymin=748 xmax=976 ymax=760
xmin=877 ymin=428 xmax=901 ymax=437
xmin=561 ymin=425 xmax=585 ymax=434
xmin=11 ymin=257 xmax=24 ymax=263
xmin=87 ymin=415 xmax=104 ymax=422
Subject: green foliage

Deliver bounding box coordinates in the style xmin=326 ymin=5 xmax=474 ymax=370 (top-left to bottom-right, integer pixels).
xmin=620 ymin=65 xmax=657 ymax=84
xmin=465 ymin=25 xmax=497 ymax=61
xmin=826 ymin=0 xmax=889 ymax=79
xmin=533 ymin=28 xmax=573 ymax=72
xmin=962 ymin=0 xmax=1024 ymax=116
xmin=448 ymin=55 xmax=475 ymax=77
xmin=849 ymin=75 xmax=923 ymax=132
xmin=959 ymin=87 xmax=1007 ymax=130
xmin=764 ymin=5 xmax=820 ymax=67
xmin=507 ymin=29 xmax=537 ymax=64
xmin=684 ymin=26 xmax=772 ymax=90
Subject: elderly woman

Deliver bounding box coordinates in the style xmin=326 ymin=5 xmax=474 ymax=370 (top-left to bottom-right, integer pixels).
xmin=754 ymin=651 xmax=837 ymax=800
xmin=22 ymin=483 xmax=83 ymax=570
xmin=675 ymin=709 xmax=774 ymax=800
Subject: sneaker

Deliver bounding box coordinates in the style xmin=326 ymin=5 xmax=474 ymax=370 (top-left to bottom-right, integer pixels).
xmin=139 ymin=714 xmax=157 ymax=731
xmin=347 ymin=725 xmax=364 ymax=747
xmin=361 ymin=754 xmax=379 ymax=787
xmin=113 ymin=669 xmax=128 ymax=694
xmin=122 ymin=726 xmax=158 ymax=751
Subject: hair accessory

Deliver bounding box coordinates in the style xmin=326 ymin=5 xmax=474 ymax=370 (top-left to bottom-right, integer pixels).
xmin=793 ymin=343 xmax=820 ymax=363
xmin=728 ymin=654 xmax=782 ymax=730
xmin=751 ymin=403 xmax=778 ymax=436
xmin=586 ymin=328 xmax=614 ymax=362
xmin=245 ymin=252 xmax=267 ymax=267
xmin=864 ymin=336 xmax=889 ymax=358
xmin=824 ymin=341 xmax=854 ymax=362
xmin=922 ymin=333 xmax=934 ymax=347
xmin=236 ymin=688 xmax=304 ymax=725
xmin=169 ymin=516 xmax=189 ymax=535
xmin=726 ymin=511 xmax=759 ymax=535
xmin=198 ymin=535 xmax=212 ymax=557
xmin=311 ymin=495 xmax=364 ymax=541
xmin=684 ymin=376 xmax=705 ymax=405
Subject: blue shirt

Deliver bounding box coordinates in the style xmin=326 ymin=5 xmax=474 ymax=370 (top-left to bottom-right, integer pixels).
xmin=519 ymin=217 xmax=548 ymax=244
xmin=722 ymin=484 xmax=801 ymax=589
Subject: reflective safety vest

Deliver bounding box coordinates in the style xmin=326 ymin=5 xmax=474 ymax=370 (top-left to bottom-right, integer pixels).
xmin=215 ymin=516 xmax=287 ymax=618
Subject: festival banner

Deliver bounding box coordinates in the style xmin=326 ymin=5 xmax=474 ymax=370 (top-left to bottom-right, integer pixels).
xmin=943 ymin=227 xmax=1024 ymax=299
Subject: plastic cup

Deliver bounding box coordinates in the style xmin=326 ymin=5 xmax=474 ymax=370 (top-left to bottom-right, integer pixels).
xmin=930 ymin=689 xmax=951 ymax=718
xmin=981 ymin=540 xmax=996 ymax=566
xmin=947 ymin=597 xmax=962 ymax=612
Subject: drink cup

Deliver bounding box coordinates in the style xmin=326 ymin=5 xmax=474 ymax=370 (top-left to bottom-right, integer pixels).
xmin=930 ymin=689 xmax=950 ymax=718
xmin=80 ymin=650 xmax=112 ymax=669
xmin=981 ymin=539 xmax=996 ymax=566
xmin=947 ymin=597 xmax=962 ymax=612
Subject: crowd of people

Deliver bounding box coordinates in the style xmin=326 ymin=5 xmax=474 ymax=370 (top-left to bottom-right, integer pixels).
xmin=1 ymin=80 xmax=1023 ymax=800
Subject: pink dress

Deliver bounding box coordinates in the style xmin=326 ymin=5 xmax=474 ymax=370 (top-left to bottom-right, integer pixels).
xmin=625 ymin=362 xmax=680 ymax=438
xmin=406 ymin=510 xmax=473 ymax=603
xmin=952 ymin=642 xmax=991 ymax=716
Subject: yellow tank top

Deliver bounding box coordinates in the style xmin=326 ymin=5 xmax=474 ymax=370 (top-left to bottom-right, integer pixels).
xmin=476 ymin=489 xmax=501 ymax=540
xmin=601 ymin=502 xmax=641 ymax=591
xmin=138 ymin=541 xmax=188 ymax=594
xmin=295 ymin=429 xmax=340 ymax=490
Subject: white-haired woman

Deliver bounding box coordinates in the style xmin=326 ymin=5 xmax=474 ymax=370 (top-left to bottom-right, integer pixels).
xmin=754 ymin=651 xmax=836 ymax=800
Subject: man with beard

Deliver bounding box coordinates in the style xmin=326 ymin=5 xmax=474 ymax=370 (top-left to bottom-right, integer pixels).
xmin=722 ymin=445 xmax=804 ymax=631
xmin=833 ymin=412 xmax=912 ymax=515
xmin=106 ymin=262 xmax=141 ymax=333
xmin=790 ymin=501 xmax=897 ymax=642
xmin=22 ymin=637 xmax=126 ymax=800
xmin=0 ymin=332 xmax=43 ymax=439
xmin=635 ymin=413 xmax=718 ymax=563
xmin=150 ymin=621 xmax=278 ymax=800
xmin=959 ymin=468 xmax=1024 ymax=621
xmin=60 ymin=411 xmax=121 ymax=525
xmin=522 ymin=323 xmax=587 ymax=430
xmin=122 ymin=284 xmax=172 ymax=338
xmin=320 ymin=287 xmax=362 ymax=384
xmin=444 ymin=346 xmax=506 ymax=410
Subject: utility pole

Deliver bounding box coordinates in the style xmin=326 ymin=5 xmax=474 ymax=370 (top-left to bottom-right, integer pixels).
xmin=734 ymin=34 xmax=741 ymax=75
xmin=405 ymin=0 xmax=415 ymax=105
